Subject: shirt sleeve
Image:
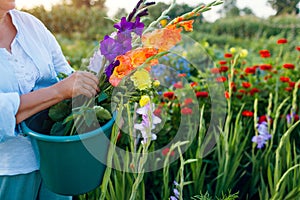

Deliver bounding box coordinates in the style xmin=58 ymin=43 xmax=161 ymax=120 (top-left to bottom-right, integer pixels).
xmin=45 ymin=29 xmax=75 ymax=76
xmin=0 ymin=93 xmax=20 ymax=142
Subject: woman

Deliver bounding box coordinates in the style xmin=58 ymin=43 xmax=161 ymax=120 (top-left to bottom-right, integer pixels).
xmin=0 ymin=0 xmax=100 ymax=199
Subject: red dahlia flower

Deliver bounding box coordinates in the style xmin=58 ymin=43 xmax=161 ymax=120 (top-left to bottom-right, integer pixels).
xmin=277 ymin=38 xmax=288 ymax=44
xmin=242 ymin=110 xmax=254 ymax=117
xmin=283 ymin=63 xmax=295 ymax=70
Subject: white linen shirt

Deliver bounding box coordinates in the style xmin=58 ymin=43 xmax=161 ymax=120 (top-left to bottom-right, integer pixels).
xmin=0 ymin=9 xmax=74 ymax=175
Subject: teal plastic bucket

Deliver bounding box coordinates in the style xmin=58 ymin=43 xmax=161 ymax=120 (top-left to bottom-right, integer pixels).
xmin=21 ymin=110 xmax=114 ymax=195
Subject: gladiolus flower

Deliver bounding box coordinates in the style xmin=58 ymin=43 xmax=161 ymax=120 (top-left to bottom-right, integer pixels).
xmin=230 ymin=82 xmax=237 ymax=92
xmin=130 ymin=69 xmax=152 ymax=90
xmin=277 ymin=38 xmax=288 ymax=44
xmin=190 ymin=82 xmax=197 ymax=87
xmin=142 ymin=27 xmax=182 ymax=51
xmin=139 ymin=95 xmax=151 ymax=107
xmin=196 ymin=91 xmax=208 ymax=98
xmin=252 ymin=122 xmax=271 ymax=149
xmin=224 ymin=91 xmax=230 ymax=99
xmin=242 ymin=110 xmax=254 ymax=117
xmin=283 ymin=63 xmax=295 ymax=70
xmin=296 ymin=46 xmax=300 ymax=51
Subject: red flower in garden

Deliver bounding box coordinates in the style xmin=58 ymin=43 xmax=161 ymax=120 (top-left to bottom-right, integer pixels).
xmin=162 ymin=148 xmax=175 ymax=156
xmin=230 ymin=82 xmax=237 ymax=92
xmin=285 ymin=87 xmax=293 ymax=92
xmin=283 ymin=63 xmax=295 ymax=70
xmin=196 ymin=91 xmax=209 ymax=98
xmin=178 ymin=73 xmax=187 ymax=77
xmin=220 ymin=66 xmax=229 ymax=72
xmin=163 ymin=91 xmax=175 ymax=100
xmin=277 ymin=38 xmax=288 ymax=44
xmin=244 ymin=66 xmax=256 ymax=74
xmin=184 ymin=98 xmax=193 ymax=105
xmin=260 ymin=64 xmax=272 ymax=71
xmin=259 ymin=49 xmax=271 ymax=58
xmin=242 ymin=110 xmax=254 ymax=117
xmin=210 ymin=67 xmax=220 ymax=74
xmin=219 ymin=60 xmax=227 ymax=65
xmin=264 ymin=75 xmax=273 ymax=80
xmin=280 ymin=76 xmax=290 ymax=82
xmin=181 ymin=107 xmax=193 ymax=115
xmin=224 ymin=53 xmax=233 ymax=58
xmin=224 ymin=91 xmax=230 ymax=99
xmin=289 ymin=81 xmax=295 ymax=87
xmin=173 ymin=81 xmax=183 ymax=89
xmin=154 ymin=108 xmax=162 ymax=117
xmin=190 ymin=82 xmax=197 ymax=87
xmin=242 ymin=82 xmax=251 ymax=88
xmin=215 ymin=76 xmax=227 ymax=82
xmin=258 ymin=115 xmax=273 ymax=124
xmin=238 ymin=89 xmax=247 ymax=94
xmin=250 ymin=88 xmax=260 ymax=95
xmin=296 ymin=46 xmax=300 ymax=51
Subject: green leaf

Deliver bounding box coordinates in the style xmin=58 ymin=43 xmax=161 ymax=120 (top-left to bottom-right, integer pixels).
xmin=48 ymin=101 xmax=71 ymax=122
xmin=50 ymin=122 xmax=66 ymax=136
xmin=97 ymin=92 xmax=108 ymax=103
xmin=94 ymin=106 xmax=112 ymax=122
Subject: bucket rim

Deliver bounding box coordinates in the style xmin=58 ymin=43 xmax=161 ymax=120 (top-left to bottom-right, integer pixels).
xmin=21 ymin=114 xmax=115 ymax=142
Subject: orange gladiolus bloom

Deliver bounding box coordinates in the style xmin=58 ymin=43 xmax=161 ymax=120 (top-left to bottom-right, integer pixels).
xmin=142 ymin=27 xmax=182 ymax=51
xmin=178 ymin=20 xmax=194 ymax=32
xmin=109 ymin=55 xmax=134 ymax=86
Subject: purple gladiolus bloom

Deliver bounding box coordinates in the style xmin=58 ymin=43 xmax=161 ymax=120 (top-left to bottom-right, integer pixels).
xmin=252 ymin=135 xmax=267 ymax=149
xmin=133 ymin=17 xmax=145 ymax=36
xmin=252 ymin=121 xmax=271 ymax=149
xmin=134 ymin=103 xmax=161 ymax=145
xmin=114 ymin=17 xmax=144 ymax=36
xmin=114 ymin=17 xmax=134 ymax=33
xmin=100 ymin=35 xmax=123 ymax=62
xmin=105 ymin=60 xmax=120 ymax=80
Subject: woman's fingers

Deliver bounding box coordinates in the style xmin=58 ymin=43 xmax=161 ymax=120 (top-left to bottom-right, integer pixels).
xmin=56 ymin=71 xmax=100 ymax=99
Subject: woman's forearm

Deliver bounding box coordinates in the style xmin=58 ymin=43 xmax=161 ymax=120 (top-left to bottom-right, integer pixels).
xmin=15 ymin=71 xmax=100 ymax=124
xmin=16 ymin=84 xmax=64 ymax=124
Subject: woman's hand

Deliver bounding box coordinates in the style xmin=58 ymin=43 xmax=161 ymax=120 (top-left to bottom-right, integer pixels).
xmin=55 ymin=71 xmax=100 ymax=99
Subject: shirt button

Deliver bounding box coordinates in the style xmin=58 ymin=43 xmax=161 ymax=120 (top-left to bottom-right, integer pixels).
xmin=14 ymin=59 xmax=18 ymax=62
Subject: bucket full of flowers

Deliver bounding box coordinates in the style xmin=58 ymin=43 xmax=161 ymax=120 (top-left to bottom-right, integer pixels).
xmin=21 ymin=0 xmax=223 ymax=196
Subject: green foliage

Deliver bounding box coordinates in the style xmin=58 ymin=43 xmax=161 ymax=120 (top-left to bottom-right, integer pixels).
xmin=268 ymin=0 xmax=300 ymax=15
xmin=22 ymin=5 xmax=114 ymax=41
